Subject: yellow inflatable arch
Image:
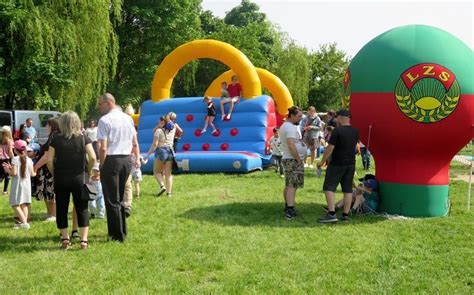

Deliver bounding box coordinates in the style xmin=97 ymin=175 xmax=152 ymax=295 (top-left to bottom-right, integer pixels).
xmin=205 ymin=68 xmax=294 ymax=116
xmin=151 ymin=39 xmax=262 ymax=102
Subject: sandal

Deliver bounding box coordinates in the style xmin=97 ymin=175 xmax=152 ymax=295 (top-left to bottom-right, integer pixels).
xmin=61 ymin=238 xmax=71 ymax=250
xmin=80 ymin=240 xmax=88 ymax=250
xmin=71 ymin=230 xmax=80 ymax=239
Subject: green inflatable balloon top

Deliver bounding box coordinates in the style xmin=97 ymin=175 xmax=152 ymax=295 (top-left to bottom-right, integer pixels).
xmin=349 ymin=25 xmax=474 ymax=94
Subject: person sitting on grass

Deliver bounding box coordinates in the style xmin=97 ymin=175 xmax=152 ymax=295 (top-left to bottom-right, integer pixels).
xmin=323 ymin=175 xmax=378 ymax=214
xmin=220 ymin=75 xmax=242 ymax=121
xmin=201 ymin=96 xmax=218 ymax=135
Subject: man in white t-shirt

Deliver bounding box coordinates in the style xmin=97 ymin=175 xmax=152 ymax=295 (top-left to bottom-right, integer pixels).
xmin=97 ymin=93 xmax=140 ymax=242
xmin=279 ymin=106 xmax=306 ymax=219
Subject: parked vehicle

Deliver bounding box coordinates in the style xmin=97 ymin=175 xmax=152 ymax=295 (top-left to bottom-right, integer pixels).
xmin=0 ymin=110 xmax=62 ymax=145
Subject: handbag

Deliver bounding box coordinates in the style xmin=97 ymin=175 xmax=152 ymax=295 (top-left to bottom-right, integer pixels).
xmin=81 ymin=135 xmax=98 ymax=201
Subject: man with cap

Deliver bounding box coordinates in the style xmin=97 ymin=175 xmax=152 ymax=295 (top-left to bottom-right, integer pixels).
xmin=317 ymin=109 xmax=359 ymax=223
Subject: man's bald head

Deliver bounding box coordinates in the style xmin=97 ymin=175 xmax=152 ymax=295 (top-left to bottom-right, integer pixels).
xmin=100 ymin=93 xmax=116 ymax=104
xmin=99 ymin=93 xmax=116 ymax=114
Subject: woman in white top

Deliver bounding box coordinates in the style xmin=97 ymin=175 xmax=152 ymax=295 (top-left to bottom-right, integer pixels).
xmin=144 ymin=116 xmax=176 ymax=197
xmin=85 ymin=120 xmax=98 ymax=157
xmin=3 ymin=140 xmax=36 ymax=229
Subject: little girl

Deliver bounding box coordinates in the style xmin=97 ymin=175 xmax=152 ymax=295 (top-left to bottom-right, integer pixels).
xmin=202 ymin=96 xmax=218 ymax=135
xmin=220 ymin=81 xmax=229 ymax=98
xmin=3 ymin=140 xmax=36 ymax=229
xmin=88 ymin=163 xmax=105 ymax=219
xmin=130 ymin=154 xmax=143 ymax=197
xmin=0 ymin=125 xmax=14 ymax=195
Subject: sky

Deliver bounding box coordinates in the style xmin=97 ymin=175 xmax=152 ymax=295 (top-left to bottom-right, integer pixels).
xmin=201 ymin=0 xmax=474 ymax=57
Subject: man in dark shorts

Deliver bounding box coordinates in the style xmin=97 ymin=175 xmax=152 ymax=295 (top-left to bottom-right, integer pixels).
xmin=317 ymin=109 xmax=359 ymax=223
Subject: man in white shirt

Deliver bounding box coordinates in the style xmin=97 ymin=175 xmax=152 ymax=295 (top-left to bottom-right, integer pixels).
xmin=24 ymin=118 xmax=37 ymax=143
xmin=279 ymin=106 xmax=306 ymax=219
xmin=97 ymin=93 xmax=140 ymax=242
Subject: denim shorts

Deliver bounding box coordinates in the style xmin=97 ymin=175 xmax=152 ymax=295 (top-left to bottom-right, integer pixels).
xmin=155 ymin=147 xmax=174 ymax=162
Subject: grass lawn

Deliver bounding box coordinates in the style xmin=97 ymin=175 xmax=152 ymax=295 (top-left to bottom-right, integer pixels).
xmin=0 ymin=158 xmax=473 ymax=294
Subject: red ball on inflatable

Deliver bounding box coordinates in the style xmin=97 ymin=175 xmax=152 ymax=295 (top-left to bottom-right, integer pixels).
xmin=202 ymin=143 xmax=210 ymax=151
xmin=220 ymin=143 xmax=229 ymax=151
xmin=230 ymin=128 xmax=239 ymax=136
xmin=186 ymin=114 xmax=194 ymax=122
xmin=212 ymin=129 xmax=221 ymax=137
xmin=194 ymin=129 xmax=202 ymax=137
xmin=182 ymin=143 xmax=191 ymax=151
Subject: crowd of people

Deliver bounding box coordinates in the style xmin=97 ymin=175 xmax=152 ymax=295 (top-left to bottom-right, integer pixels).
xmin=0 ymin=77 xmax=376 ymax=249
xmin=270 ymin=106 xmax=378 ymax=222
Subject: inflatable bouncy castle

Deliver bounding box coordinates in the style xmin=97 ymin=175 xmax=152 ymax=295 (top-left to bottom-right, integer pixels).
xmin=347 ymin=25 xmax=474 ymax=217
xmin=138 ymin=40 xmax=293 ymax=173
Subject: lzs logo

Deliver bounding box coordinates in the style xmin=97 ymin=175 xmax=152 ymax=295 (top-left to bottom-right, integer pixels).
xmin=395 ymin=63 xmax=460 ymax=123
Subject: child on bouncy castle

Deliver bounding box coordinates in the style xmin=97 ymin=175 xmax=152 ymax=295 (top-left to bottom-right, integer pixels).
xmin=220 ymin=75 xmax=242 ymax=121
xmin=202 ymin=96 xmax=218 ymax=135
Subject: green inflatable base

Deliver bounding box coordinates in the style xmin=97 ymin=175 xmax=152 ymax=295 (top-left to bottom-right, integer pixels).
xmin=378 ymin=182 xmax=449 ymax=217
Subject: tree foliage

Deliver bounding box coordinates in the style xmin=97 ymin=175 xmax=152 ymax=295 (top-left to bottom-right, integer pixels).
xmin=308 ymin=43 xmax=350 ymax=111
xmin=0 ymin=0 xmax=121 ymax=117
xmin=224 ymin=0 xmax=266 ymax=27
xmin=0 ymin=0 xmax=351 ymax=116
xmin=107 ymin=0 xmax=202 ymax=105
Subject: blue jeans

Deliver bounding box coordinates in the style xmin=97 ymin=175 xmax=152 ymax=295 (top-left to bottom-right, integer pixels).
xmin=360 ymin=147 xmax=371 ymax=170
xmin=89 ymin=194 xmax=105 ymax=218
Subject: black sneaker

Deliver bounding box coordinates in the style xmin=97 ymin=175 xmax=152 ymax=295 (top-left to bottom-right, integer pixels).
xmin=318 ymin=213 xmax=338 ymax=223
xmin=339 ymin=214 xmax=350 ymax=222
xmin=157 ymin=186 xmax=166 ymax=197
xmin=284 ymin=208 xmax=296 ymax=220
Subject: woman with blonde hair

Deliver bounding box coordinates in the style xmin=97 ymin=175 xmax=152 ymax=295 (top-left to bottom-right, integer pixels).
xmin=0 ymin=126 xmax=14 ymax=194
xmin=47 ymin=111 xmax=96 ymax=250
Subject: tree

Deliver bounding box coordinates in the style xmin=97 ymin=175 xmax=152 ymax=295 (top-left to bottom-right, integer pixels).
xmin=272 ymin=41 xmax=311 ymax=108
xmin=308 ymin=43 xmax=350 ymax=111
xmin=223 ymin=0 xmax=266 ymax=27
xmin=0 ymin=0 xmax=121 ymax=117
xmin=108 ymin=0 xmax=202 ymax=106
xmin=193 ymin=2 xmax=283 ymax=97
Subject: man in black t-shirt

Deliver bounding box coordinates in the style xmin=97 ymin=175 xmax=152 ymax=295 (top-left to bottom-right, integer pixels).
xmin=317 ymin=109 xmax=359 ymax=223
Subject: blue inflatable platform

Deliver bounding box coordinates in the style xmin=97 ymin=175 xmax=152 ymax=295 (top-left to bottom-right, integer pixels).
xmin=138 ymin=95 xmax=277 ymax=173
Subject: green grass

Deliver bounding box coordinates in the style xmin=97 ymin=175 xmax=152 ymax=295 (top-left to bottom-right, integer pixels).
xmin=0 ymin=158 xmax=473 ymax=294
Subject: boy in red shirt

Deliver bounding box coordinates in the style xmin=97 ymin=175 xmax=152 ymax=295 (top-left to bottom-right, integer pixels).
xmin=220 ymin=75 xmax=242 ymax=121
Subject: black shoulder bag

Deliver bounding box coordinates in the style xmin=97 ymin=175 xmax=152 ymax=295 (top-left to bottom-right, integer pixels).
xmin=81 ymin=135 xmax=98 ymax=201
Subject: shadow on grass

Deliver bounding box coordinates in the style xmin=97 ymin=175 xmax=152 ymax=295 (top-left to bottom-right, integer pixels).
xmin=0 ymin=235 xmax=61 ymax=252
xmin=181 ymin=202 xmax=385 ymax=228
xmin=0 ymin=233 xmax=108 ymax=253
xmin=0 ymin=212 xmax=50 ymax=229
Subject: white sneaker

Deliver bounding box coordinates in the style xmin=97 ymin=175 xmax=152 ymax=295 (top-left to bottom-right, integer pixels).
xmin=280 ymin=174 xmax=285 ymax=178
xmin=222 ymin=114 xmax=226 ymax=120
xmin=45 ymin=216 xmax=56 ymax=222
xmin=19 ymin=223 xmax=30 ymax=230
xmin=304 ymin=163 xmax=308 ymax=168
xmin=201 ymin=129 xmax=207 ymax=133
xmin=13 ymin=223 xmax=20 ymax=230
xmin=309 ymin=164 xmax=314 ymax=169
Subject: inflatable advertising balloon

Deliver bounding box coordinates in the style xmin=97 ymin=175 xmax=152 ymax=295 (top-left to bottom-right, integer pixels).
xmin=347 ymin=25 xmax=474 ymax=217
